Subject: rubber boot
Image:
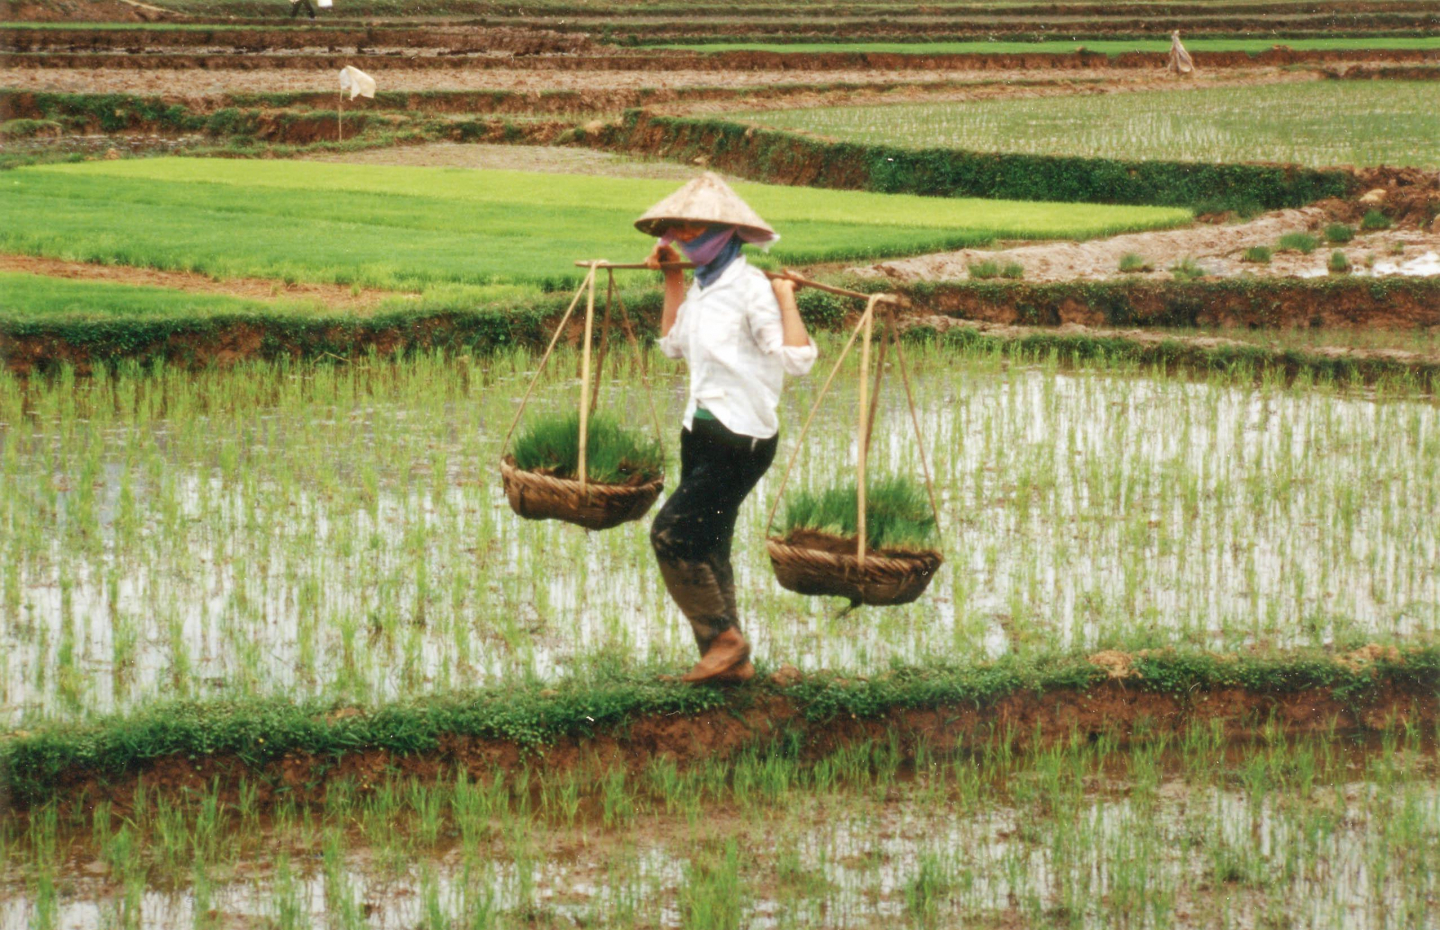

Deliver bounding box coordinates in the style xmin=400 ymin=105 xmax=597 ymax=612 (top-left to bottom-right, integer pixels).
xmin=681 ymin=628 xmax=753 ymax=684
xmin=655 ymin=557 xmax=732 ymax=657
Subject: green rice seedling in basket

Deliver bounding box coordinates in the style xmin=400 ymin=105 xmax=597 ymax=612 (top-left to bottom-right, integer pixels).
xmin=781 ymin=475 xmax=938 ymax=554
xmin=512 ymin=411 xmax=663 ymax=486
xmin=504 ymin=409 xmax=666 ymax=531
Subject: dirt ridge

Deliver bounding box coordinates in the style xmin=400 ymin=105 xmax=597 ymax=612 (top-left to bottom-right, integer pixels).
xmin=14 ymin=678 xmax=1436 ymax=813
xmin=6 ymin=46 xmax=1438 ymax=72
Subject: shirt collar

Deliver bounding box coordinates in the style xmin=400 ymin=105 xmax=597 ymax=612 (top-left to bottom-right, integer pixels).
xmin=693 ymin=254 xmax=749 ymax=292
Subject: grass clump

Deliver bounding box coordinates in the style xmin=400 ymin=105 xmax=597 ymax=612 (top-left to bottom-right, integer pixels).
xmin=1328 ymin=250 xmax=1351 ymax=274
xmin=1278 ymin=232 xmax=1319 ymax=254
xmin=1242 ymin=246 xmax=1273 ymax=264
xmin=967 ymin=260 xmax=1000 ymax=280
xmin=511 ymin=411 xmax=664 ymax=485
xmin=0 ymin=118 xmax=62 ymax=139
xmin=1361 ymin=209 xmax=1393 ymax=231
xmin=1170 ymin=257 xmax=1206 ymax=282
xmin=1325 ymin=223 xmax=1355 ymax=244
xmin=1000 ymin=261 xmax=1025 ymax=280
xmin=1118 ymin=252 xmax=1152 ymax=273
xmin=783 ymin=475 xmax=938 ymax=552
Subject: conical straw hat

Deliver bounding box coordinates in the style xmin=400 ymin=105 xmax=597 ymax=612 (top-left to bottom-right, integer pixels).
xmin=634 ymin=172 xmax=776 ymax=241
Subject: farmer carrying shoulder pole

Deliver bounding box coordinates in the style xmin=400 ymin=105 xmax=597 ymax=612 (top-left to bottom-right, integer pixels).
xmin=638 ymin=173 xmax=818 ymax=684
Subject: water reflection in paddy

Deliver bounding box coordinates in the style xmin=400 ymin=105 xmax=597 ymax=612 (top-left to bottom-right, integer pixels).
xmin=1 ymin=347 xmax=1436 ymax=724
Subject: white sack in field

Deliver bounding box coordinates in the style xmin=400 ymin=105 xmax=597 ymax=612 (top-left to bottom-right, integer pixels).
xmin=317 ymin=0 xmax=333 ymax=8
xmin=1168 ymin=30 xmax=1194 ymax=74
xmin=339 ymin=65 xmax=376 ymax=100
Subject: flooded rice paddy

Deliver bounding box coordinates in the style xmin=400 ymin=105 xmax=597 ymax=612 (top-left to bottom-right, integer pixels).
xmin=3 ymin=728 xmax=1437 ymax=929
xmin=1 ymin=343 xmax=1438 ymax=726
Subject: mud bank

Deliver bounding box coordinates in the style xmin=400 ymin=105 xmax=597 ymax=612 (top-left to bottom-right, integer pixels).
xmin=0 ymin=89 xmax=574 ymax=142
xmin=7 ymin=46 xmax=1438 ymax=73
xmin=3 ymin=647 xmax=1435 ymax=811
xmin=897 ymin=277 xmax=1440 ymax=330
xmin=6 ymin=277 xmax=1440 ymax=385
xmin=0 ymin=25 xmax=590 ymax=54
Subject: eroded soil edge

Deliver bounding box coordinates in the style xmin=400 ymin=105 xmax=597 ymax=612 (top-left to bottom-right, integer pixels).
xmin=11 ymin=675 xmax=1436 ymax=815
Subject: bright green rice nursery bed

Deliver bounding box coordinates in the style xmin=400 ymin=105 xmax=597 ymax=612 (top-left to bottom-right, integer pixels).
xmin=0 ymin=158 xmax=1191 ymax=292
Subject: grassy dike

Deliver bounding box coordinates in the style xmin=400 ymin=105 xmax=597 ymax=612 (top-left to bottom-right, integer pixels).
xmin=3 ymin=647 xmax=1437 ymax=809
xmin=583 ymin=110 xmax=1356 ymax=211
xmin=6 ymin=278 xmax=1440 ymax=387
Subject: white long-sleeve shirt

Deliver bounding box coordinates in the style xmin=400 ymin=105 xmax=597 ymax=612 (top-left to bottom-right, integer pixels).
xmin=657 ymin=256 xmax=818 ymax=440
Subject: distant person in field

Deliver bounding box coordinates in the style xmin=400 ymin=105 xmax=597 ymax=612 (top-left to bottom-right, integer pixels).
xmin=290 ymin=0 xmax=317 ymax=19
xmin=1168 ymin=30 xmax=1194 ymax=75
xmin=640 ymin=173 xmax=817 ymax=685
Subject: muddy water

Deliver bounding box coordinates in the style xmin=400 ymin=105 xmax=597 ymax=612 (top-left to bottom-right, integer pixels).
xmin=2 ymin=754 xmax=1436 ymax=929
xmin=1 ymin=351 xmax=1437 ymax=725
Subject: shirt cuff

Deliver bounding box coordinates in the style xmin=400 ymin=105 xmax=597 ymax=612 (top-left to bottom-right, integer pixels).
xmin=657 ymin=330 xmax=685 ymax=360
xmin=778 ymin=338 xmax=818 ymax=376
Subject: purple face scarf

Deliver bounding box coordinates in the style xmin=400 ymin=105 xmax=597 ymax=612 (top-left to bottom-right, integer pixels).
xmin=663 ymin=226 xmax=745 ymax=288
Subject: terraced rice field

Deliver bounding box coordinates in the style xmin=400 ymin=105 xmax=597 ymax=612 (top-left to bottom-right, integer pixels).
xmin=735 ymin=82 xmax=1440 ymax=169
xmin=4 ymin=1 xmax=1440 ymax=924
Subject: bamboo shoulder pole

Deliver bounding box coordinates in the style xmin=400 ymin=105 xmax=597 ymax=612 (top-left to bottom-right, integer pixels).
xmin=572 ymin=261 xmax=901 ymax=305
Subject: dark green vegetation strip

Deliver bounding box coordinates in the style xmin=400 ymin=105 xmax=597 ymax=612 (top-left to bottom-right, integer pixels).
xmin=901 ymin=276 xmax=1440 ymax=328
xmin=589 ymin=111 xmax=1355 ymax=211
xmin=3 ymin=648 xmax=1436 ymax=807
xmin=7 ymin=278 xmax=1439 ymax=389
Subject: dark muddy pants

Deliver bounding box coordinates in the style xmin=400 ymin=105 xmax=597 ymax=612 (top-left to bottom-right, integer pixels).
xmin=650 ymin=416 xmax=778 ymax=655
xmin=290 ymin=0 xmax=316 ymax=18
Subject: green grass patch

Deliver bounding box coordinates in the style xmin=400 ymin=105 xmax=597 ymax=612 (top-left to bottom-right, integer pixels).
xmin=1361 ymin=209 xmax=1393 ymax=231
xmin=1278 ymin=232 xmax=1320 ymax=254
xmin=1325 ymin=223 xmax=1355 ymax=244
xmin=0 ymin=118 xmax=61 ymax=139
xmin=1118 ymin=252 xmax=1152 ymax=273
xmin=511 ymin=410 xmax=664 ymax=484
xmin=0 ymin=158 xmax=1189 ymax=291
xmin=731 ymin=82 xmax=1440 ymax=170
xmin=0 ymin=270 xmax=315 ymax=320
xmin=783 ymin=475 xmax=938 ymax=552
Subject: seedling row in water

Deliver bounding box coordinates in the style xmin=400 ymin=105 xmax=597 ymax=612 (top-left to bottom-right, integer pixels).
xmin=3 ymin=721 xmax=1437 ymax=929
xmin=0 ymin=342 xmax=1436 ymax=725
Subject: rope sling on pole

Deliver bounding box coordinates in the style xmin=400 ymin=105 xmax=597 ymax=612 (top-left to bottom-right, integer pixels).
xmin=499 ymin=263 xmax=665 ymax=531
xmin=761 ymin=293 xmax=944 ymax=610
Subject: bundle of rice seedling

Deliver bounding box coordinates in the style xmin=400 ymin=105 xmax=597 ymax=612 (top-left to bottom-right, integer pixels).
xmin=768 ymin=475 xmax=942 ymax=606
xmin=503 ymin=411 xmax=664 ymax=530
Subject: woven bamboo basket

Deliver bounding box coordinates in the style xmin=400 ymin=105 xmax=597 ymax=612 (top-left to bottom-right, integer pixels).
xmin=501 ymin=456 xmax=662 ymax=531
xmin=766 ymin=535 xmax=943 ymax=606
